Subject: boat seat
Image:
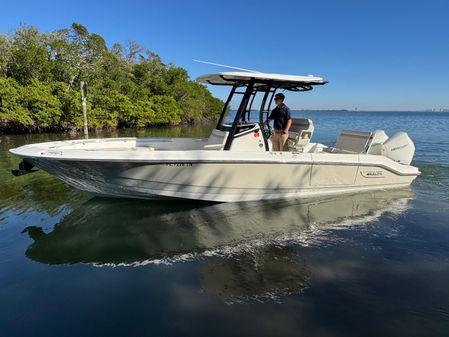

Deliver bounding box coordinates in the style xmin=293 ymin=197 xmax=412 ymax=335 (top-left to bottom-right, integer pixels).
xmin=326 ymin=129 xmax=374 ymax=153
xmin=285 ymin=118 xmax=314 ymax=151
xmin=203 ymin=129 xmax=229 ymax=150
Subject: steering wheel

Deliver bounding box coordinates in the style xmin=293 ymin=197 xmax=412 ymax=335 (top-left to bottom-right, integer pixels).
xmin=262 ymin=122 xmax=272 ymax=139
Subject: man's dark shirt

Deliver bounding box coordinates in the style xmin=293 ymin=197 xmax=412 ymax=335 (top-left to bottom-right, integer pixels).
xmin=269 ymin=104 xmax=292 ymax=130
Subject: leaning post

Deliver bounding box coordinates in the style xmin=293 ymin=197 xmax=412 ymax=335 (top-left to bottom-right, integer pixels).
xmin=80 ymin=81 xmax=88 ymax=139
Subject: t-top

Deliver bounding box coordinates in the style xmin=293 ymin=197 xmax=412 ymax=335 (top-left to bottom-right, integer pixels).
xmin=268 ymin=104 xmax=292 ymax=130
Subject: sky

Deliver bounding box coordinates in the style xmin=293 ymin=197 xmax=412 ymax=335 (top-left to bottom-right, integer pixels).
xmin=1 ymin=0 xmax=448 ymax=111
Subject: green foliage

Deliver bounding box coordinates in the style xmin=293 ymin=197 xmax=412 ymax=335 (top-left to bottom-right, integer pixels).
xmin=0 ymin=35 xmax=11 ymax=77
xmin=51 ymin=81 xmax=83 ymax=127
xmin=6 ymin=26 xmax=52 ymax=85
xmin=150 ymin=95 xmax=182 ymax=124
xmin=22 ymin=79 xmax=62 ymax=126
xmin=0 ymin=77 xmax=32 ymax=125
xmin=0 ymin=23 xmax=223 ymax=132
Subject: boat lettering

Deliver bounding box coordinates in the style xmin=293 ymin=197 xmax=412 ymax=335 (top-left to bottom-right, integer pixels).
xmin=165 ymin=163 xmax=193 ymax=167
xmin=360 ymin=170 xmax=384 ymax=178
xmin=391 ymin=144 xmax=408 ymax=151
xmin=44 ymin=151 xmax=63 ymax=156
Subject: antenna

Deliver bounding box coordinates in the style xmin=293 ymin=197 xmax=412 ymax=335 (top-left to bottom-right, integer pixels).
xmin=193 ymin=59 xmax=261 ymax=73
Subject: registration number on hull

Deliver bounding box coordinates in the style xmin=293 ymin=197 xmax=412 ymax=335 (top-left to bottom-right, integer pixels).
xmin=165 ymin=163 xmax=193 ymax=167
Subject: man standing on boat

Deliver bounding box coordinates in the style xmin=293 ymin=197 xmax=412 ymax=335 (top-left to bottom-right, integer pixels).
xmin=265 ymin=93 xmax=292 ymax=151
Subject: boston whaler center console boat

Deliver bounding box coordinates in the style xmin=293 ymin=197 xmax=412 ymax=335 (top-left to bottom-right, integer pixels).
xmin=10 ymin=71 xmax=420 ymax=202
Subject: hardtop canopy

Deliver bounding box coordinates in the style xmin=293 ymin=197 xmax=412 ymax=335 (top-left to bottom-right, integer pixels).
xmin=198 ymin=70 xmax=328 ymax=150
xmin=197 ymin=71 xmax=327 ymax=91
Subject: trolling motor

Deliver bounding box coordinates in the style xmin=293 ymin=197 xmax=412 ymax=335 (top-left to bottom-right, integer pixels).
xmin=11 ymin=160 xmax=38 ymax=176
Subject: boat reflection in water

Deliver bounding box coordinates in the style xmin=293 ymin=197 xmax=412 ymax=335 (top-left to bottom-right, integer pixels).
xmin=199 ymin=245 xmax=311 ymax=303
xmin=23 ymin=188 xmax=413 ymax=301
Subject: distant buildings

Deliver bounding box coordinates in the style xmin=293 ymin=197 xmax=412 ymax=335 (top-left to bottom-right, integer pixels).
xmin=424 ymin=108 xmax=449 ymax=112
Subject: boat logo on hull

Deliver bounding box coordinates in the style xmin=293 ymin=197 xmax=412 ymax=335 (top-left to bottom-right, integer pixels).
xmin=360 ymin=170 xmax=384 ymax=178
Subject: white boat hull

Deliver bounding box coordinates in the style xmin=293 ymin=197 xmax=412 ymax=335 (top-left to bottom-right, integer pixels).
xmin=11 ymin=138 xmax=419 ymax=202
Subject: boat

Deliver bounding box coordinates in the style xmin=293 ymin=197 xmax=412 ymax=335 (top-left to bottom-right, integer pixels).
xmin=10 ymin=71 xmax=420 ymax=202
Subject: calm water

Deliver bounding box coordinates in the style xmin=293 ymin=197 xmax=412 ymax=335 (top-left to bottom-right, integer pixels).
xmin=1 ymin=111 xmax=449 ymax=337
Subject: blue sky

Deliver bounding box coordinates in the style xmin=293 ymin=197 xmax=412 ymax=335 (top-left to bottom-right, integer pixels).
xmin=1 ymin=0 xmax=448 ymax=110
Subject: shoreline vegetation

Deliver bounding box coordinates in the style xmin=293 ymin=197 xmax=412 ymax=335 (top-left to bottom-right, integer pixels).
xmin=0 ymin=23 xmax=223 ymax=134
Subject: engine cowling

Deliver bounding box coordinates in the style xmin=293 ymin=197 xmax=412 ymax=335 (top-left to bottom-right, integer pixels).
xmin=381 ymin=132 xmax=415 ymax=165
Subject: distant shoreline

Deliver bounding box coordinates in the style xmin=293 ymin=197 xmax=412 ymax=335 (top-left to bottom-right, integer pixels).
xmin=249 ymin=109 xmax=449 ymax=113
xmin=296 ymin=109 xmax=449 ymax=112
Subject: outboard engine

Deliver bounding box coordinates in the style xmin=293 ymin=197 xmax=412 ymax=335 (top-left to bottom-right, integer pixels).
xmin=381 ymin=132 xmax=415 ymax=165
xmin=11 ymin=160 xmax=37 ymax=176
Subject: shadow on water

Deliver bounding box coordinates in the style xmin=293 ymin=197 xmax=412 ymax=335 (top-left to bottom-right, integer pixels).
xmin=22 ymin=188 xmax=414 ymax=301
